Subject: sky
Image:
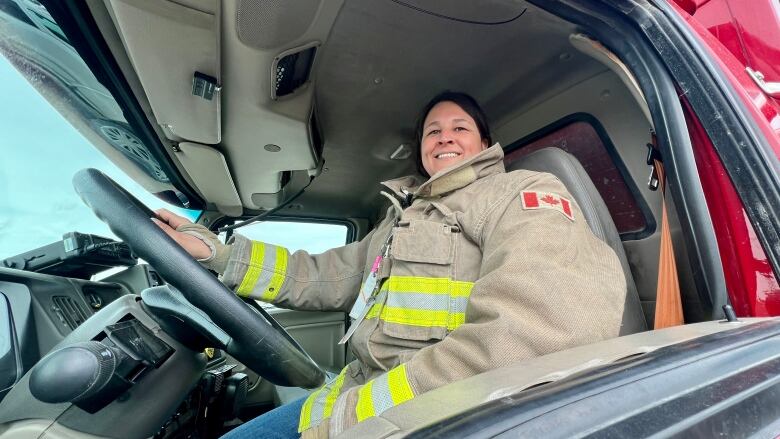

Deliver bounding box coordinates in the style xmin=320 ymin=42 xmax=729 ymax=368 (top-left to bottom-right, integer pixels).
xmin=0 ymin=52 xmax=345 ymax=264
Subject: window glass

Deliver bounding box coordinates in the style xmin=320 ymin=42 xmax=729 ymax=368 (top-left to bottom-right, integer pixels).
xmin=229 ymin=221 xmax=349 ymax=254
xmin=0 ymin=43 xmax=199 ymax=261
xmin=504 ymin=117 xmax=650 ymax=237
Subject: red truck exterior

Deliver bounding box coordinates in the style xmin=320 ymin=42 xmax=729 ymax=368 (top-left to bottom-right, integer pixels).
xmin=672 ymin=0 xmax=780 ymax=316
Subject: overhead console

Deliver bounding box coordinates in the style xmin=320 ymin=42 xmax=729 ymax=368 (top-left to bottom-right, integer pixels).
xmin=101 ymin=0 xmax=345 ymax=213
xmin=219 ymin=0 xmax=344 ymax=210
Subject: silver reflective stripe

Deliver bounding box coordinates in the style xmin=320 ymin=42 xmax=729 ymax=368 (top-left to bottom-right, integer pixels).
xmin=307 ymin=371 xmax=340 ymax=427
xmin=369 ymin=372 xmax=395 ymax=416
xmin=449 ymin=296 xmax=469 ymax=314
xmin=309 ymin=390 xmax=327 ymax=426
xmin=386 ymin=292 xmax=468 ymax=314
xmin=249 ymin=243 xmax=278 ymax=297
xmin=386 ymin=292 xmax=448 ymax=310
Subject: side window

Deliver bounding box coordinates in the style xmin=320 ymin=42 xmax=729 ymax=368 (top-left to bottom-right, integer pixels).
xmin=504 ymin=114 xmax=653 ymax=239
xmin=225 ymin=220 xmax=350 ymax=254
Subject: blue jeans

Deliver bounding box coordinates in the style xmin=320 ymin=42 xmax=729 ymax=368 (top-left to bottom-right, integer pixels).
xmin=221 ymin=397 xmax=306 ymax=439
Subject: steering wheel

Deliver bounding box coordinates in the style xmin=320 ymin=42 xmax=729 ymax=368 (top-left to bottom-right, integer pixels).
xmin=73 ymin=168 xmax=326 ymax=389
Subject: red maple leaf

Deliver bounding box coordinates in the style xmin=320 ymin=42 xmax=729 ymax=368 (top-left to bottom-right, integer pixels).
xmin=540 ymin=194 xmax=559 ymax=205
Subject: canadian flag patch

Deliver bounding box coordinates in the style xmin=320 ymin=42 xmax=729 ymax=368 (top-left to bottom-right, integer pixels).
xmin=521 ymin=191 xmax=575 ymax=221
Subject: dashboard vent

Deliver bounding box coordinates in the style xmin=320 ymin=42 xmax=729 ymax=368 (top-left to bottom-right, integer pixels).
xmin=51 ymin=296 xmax=89 ymax=330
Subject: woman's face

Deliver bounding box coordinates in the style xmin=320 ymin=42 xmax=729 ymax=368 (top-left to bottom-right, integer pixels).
xmin=420 ymin=101 xmax=488 ymax=176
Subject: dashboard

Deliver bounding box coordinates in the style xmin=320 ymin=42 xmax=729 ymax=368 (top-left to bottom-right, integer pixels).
xmin=0 ymin=263 xmax=210 ymax=438
xmin=0 ymin=264 xmax=161 ymax=402
xmin=0 ymin=258 xmax=345 ymax=438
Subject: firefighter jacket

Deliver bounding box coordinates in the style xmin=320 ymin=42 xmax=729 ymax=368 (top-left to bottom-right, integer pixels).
xmin=205 ymin=144 xmax=627 ymax=437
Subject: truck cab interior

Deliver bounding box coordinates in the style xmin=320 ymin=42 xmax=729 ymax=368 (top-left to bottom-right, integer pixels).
xmin=1 ymin=0 xmax=780 ymax=437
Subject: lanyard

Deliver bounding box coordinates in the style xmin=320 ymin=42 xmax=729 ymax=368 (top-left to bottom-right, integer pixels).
xmin=338 ymin=228 xmax=394 ymax=345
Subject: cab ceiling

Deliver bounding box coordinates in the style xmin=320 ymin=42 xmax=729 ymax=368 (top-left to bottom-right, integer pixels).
xmin=313 ymin=0 xmax=604 ymax=218
xmin=96 ymin=0 xmax=605 ymax=220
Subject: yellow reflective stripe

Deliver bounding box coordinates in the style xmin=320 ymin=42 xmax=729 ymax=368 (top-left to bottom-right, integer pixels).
xmin=448 ymin=312 xmax=466 ymax=330
xmin=298 ymin=366 xmax=349 ymax=433
xmin=365 ymin=302 xmax=382 ymax=319
xmin=260 ymin=245 xmax=288 ymax=301
xmin=379 ymin=306 xmax=466 ymax=330
xmin=386 ymin=276 xmax=474 ymax=296
xmin=365 ymin=284 xmax=389 ymax=320
xmin=356 ymin=364 xmax=415 ymax=423
xmin=236 ymin=241 xmax=265 ymax=297
xmin=380 ymin=306 xmax=448 ymax=326
xmin=234 ymin=241 xmax=289 ymax=301
xmin=451 ymin=281 xmax=473 ymax=298
xmin=363 ymin=277 xmax=474 ymax=330
xmin=356 ymin=380 xmax=375 ymax=421
xmin=323 ymin=369 xmax=347 ymax=418
xmin=387 ymin=364 xmax=414 ymax=405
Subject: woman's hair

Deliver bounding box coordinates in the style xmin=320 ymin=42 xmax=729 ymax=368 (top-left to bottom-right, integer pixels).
xmin=414 ymin=91 xmax=492 ymax=177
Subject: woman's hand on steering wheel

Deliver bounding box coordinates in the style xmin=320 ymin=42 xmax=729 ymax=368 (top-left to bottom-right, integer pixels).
xmin=153 ymin=208 xmax=212 ymax=260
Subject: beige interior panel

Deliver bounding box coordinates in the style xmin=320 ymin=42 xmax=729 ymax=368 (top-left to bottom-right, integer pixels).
xmin=270 ymin=308 xmax=346 ymax=372
xmin=85 ymin=0 xmax=203 ymax=198
xmin=105 ymin=0 xmax=221 ymax=144
xmin=177 ymin=142 xmax=242 ymax=216
xmin=286 ymin=321 xmax=346 ymax=373
xmin=218 ymin=0 xmax=344 ymax=208
xmin=569 ymin=33 xmax=653 ymax=125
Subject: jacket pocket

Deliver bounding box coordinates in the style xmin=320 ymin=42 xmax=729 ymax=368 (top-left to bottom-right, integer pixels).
xmin=381 ymin=220 xmax=459 ymax=341
xmin=391 ymin=220 xmax=454 ymax=267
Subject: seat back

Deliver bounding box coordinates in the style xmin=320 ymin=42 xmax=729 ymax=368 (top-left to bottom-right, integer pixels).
xmin=507 ymin=147 xmax=647 ymax=335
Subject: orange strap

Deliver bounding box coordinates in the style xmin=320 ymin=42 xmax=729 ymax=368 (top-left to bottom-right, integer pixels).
xmin=652 ymin=155 xmax=684 ymax=329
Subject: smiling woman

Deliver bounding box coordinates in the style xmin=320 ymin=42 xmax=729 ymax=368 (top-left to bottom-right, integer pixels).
xmin=0 ymin=54 xmax=198 ymax=260
xmin=416 ymin=91 xmax=492 ymax=177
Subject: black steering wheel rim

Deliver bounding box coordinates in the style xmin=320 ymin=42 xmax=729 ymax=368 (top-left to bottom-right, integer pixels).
xmin=73 ymin=168 xmax=325 ymax=389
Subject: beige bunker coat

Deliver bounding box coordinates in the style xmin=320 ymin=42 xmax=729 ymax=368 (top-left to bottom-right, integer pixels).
xmin=203 ymin=144 xmax=627 ymax=437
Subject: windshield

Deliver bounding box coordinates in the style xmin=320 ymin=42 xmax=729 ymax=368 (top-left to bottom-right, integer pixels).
xmin=0 ymin=1 xmax=199 ymax=261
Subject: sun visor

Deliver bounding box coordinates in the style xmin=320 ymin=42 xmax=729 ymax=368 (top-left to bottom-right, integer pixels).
xmin=106 ymin=0 xmax=221 ymax=144
xmin=177 ymin=142 xmax=242 ymax=216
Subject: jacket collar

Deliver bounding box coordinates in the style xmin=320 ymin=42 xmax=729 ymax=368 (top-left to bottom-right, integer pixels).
xmin=382 ymin=143 xmax=505 ymax=198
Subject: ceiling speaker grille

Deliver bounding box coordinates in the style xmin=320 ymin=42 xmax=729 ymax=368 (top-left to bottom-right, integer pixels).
xmin=236 ymin=0 xmax=321 ymax=49
xmin=274 ymin=46 xmax=317 ymax=98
